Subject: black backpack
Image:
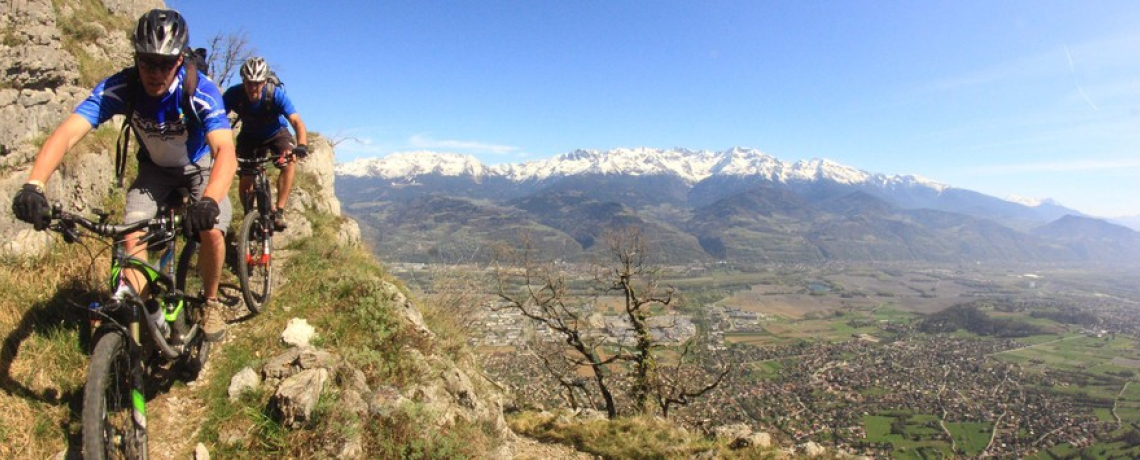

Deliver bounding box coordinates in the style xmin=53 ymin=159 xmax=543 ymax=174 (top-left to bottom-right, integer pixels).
xmin=114 ymin=49 xmax=202 ymax=185
xmin=188 ymin=47 xmax=209 ymax=77
xmin=232 ymin=69 xmax=285 ymax=124
xmin=264 ymin=70 xmax=283 ymax=99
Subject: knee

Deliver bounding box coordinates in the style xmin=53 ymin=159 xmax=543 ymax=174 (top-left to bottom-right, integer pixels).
xmin=199 ymin=228 xmax=224 ymax=245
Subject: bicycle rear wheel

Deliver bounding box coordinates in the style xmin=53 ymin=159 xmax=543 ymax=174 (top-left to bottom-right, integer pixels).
xmin=83 ymin=332 xmax=147 ymax=459
xmin=236 ymin=210 xmax=273 ymax=313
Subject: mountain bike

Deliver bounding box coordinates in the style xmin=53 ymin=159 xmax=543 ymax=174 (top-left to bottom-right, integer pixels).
xmin=46 ymin=199 xmax=210 ymax=460
xmin=235 ymin=154 xmax=279 ymax=313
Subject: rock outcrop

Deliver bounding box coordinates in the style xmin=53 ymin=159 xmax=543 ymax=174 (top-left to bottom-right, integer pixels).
xmin=220 ymin=317 xmax=512 ymax=459
xmin=0 ymin=0 xmax=160 ymax=160
xmin=3 ymin=4 xmax=508 ymax=458
xmin=1 ymin=0 xmax=160 ymax=255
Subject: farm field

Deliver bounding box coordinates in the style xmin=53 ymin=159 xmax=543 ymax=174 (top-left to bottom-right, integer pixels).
xmin=460 ymin=261 xmax=1140 ymax=458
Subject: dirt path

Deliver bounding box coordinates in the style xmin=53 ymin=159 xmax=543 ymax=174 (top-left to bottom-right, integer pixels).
xmin=145 ymin=247 xmax=289 ymax=459
xmin=145 ymin=296 xmax=248 ymax=460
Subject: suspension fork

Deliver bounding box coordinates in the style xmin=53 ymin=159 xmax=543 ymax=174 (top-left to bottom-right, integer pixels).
xmin=256 ymin=172 xmax=273 ymax=217
xmin=105 ymin=299 xmax=148 ymax=438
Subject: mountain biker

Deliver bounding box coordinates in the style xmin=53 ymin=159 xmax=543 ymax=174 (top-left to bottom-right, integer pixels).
xmin=222 ymin=57 xmax=309 ymax=231
xmin=10 ymin=9 xmax=235 ymax=342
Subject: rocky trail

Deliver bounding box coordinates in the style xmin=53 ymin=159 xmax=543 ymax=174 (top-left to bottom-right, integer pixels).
xmin=139 ymin=246 xmax=593 ymax=459
xmin=143 ymin=243 xmax=295 ymax=459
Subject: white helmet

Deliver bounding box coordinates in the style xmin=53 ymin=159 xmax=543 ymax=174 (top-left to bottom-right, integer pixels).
xmin=133 ymin=9 xmax=188 ymax=57
xmin=240 ymin=57 xmax=270 ymax=82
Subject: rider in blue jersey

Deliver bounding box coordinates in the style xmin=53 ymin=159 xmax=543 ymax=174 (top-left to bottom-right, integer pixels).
xmin=222 ymin=57 xmax=308 ymax=231
xmin=12 ymin=9 xmax=236 ymax=342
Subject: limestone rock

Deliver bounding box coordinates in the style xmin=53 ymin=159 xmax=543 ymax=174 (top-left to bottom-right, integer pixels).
xmin=262 ymin=346 xmax=338 ymax=383
xmin=228 ymin=367 xmax=261 ymax=401
xmin=295 ymin=136 xmax=342 ymax=215
xmin=193 ymin=442 xmax=210 ymax=460
xmin=749 ymin=431 xmax=772 ymax=448
xmin=282 ymin=317 xmax=316 ymax=347
xmin=100 ymin=0 xmax=165 ymax=18
xmin=272 ymin=367 xmax=329 ymax=428
xmin=801 ymin=441 xmax=826 ymax=457
xmin=368 ymin=384 xmax=409 ymax=418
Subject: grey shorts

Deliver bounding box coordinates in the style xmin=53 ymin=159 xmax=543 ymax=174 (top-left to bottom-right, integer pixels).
xmin=124 ymin=161 xmax=233 ymax=232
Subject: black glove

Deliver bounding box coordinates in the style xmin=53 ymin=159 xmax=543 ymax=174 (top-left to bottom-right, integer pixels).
xmin=12 ymin=183 xmax=49 ymax=231
xmin=292 ymin=144 xmax=308 ymax=159
xmin=183 ymin=197 xmax=220 ymax=236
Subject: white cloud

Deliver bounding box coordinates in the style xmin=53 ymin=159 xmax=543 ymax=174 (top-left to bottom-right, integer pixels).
xmin=408 ymin=134 xmax=519 ymax=155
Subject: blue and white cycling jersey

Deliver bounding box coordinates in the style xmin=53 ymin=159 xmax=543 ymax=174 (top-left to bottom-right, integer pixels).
xmin=222 ymin=83 xmax=298 ymax=142
xmin=75 ymin=67 xmax=230 ymax=169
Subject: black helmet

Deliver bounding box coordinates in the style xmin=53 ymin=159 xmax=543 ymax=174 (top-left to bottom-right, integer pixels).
xmin=240 ymin=57 xmax=270 ymax=82
xmin=133 ymin=9 xmax=188 ymax=57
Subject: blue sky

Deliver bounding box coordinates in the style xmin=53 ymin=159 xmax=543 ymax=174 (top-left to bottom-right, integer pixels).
xmin=168 ymin=1 xmax=1140 ymax=218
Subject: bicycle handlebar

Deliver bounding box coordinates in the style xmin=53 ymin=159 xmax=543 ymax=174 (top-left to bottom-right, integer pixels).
xmin=49 ymin=205 xmax=180 ymax=244
xmin=237 ymin=156 xmax=277 ymax=166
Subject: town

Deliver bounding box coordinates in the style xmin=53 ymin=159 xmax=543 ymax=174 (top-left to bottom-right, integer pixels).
xmin=459 ymin=262 xmax=1140 ymax=458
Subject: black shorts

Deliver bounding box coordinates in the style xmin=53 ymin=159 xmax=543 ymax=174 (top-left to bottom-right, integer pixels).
xmin=237 ymin=129 xmax=296 ymax=168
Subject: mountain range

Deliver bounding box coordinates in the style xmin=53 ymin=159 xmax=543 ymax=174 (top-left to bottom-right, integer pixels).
xmin=335 ymin=147 xmax=1140 ymax=265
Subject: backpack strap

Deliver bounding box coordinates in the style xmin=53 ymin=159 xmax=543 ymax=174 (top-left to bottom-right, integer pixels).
xmin=114 ymin=67 xmax=142 ymax=187
xmin=113 ymin=58 xmax=202 ymax=187
xmin=262 ymin=80 xmax=276 ymax=109
xmin=180 ymin=54 xmax=202 ymax=127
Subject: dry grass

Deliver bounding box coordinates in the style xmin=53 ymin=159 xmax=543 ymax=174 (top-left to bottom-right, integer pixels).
xmin=507 ymin=410 xmax=782 ymax=459
xmin=0 ymin=234 xmax=115 ymax=455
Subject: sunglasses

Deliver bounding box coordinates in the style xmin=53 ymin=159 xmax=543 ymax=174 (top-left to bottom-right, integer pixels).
xmin=137 ymin=55 xmax=180 ymax=72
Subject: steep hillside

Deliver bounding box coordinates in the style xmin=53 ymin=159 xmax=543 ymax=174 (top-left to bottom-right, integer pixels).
xmin=1032 ymin=215 xmax=1140 ymax=261
xmin=0 ymin=2 xmax=517 ymax=458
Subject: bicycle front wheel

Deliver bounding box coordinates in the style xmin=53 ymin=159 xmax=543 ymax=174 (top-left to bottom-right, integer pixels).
xmin=236 ymin=210 xmax=273 ymax=313
xmin=83 ymin=332 xmax=147 ymax=460
xmin=174 ymin=238 xmax=201 ymax=297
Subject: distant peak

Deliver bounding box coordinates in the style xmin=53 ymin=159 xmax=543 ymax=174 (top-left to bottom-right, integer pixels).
xmin=337 ymin=151 xmax=486 ymax=178
xmin=336 ymin=147 xmax=951 ymax=192
xmin=1006 ymin=195 xmax=1061 ymax=208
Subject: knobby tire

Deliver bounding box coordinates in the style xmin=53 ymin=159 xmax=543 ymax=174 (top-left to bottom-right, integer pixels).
xmin=83 ymin=332 xmax=147 ymax=460
xmin=237 ymin=210 xmax=273 ymax=313
xmin=174 ymin=239 xmax=201 ymax=298
xmin=173 ymin=239 xmax=210 ymax=378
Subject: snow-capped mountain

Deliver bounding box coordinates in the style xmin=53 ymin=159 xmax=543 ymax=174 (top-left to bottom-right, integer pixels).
xmin=336 ymin=146 xmax=1092 ymax=232
xmin=336 ymin=151 xmax=493 ymax=179
xmin=1005 ymin=195 xmax=1062 ymax=208
xmin=337 ymin=147 xmax=948 ymax=192
xmin=333 ymin=146 xmax=1135 ymax=264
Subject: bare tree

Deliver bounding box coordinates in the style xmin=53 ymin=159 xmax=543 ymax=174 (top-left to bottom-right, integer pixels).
xmin=530 ymin=341 xmax=596 ymax=410
xmin=327 ymin=131 xmax=365 ymax=148
xmin=597 ymin=226 xmax=672 ymax=414
xmin=493 ymin=235 xmax=621 ymax=418
xmin=598 ymin=227 xmax=727 ymax=416
xmin=495 ymin=228 xmax=729 ymax=419
xmin=205 ymin=30 xmax=256 ymax=89
xmin=652 ymin=339 xmax=730 ymax=418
